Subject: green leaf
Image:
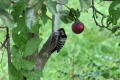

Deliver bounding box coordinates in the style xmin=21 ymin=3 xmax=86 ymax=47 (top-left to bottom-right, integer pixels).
xmin=69 ymin=8 xmax=76 ymax=17
xmin=112 ymin=26 xmax=120 ymax=33
xmin=29 ymin=24 xmax=41 ymax=33
xmin=116 ymin=31 xmax=120 ymax=36
xmin=24 ymin=38 xmax=42 ymax=57
xmin=40 ymin=14 xmax=49 ymax=25
xmin=108 ymin=1 xmax=120 ymax=25
xmin=9 ymin=63 xmax=24 ymax=80
xmin=21 ymin=59 xmax=35 ymax=70
xmin=26 ymin=7 xmax=37 ymax=29
xmin=75 ymin=9 xmax=81 ymax=18
xmin=11 ymin=0 xmax=28 ymax=22
xmin=69 ymin=8 xmax=80 ymax=18
xmin=79 ymin=0 xmax=91 ymax=12
xmin=45 ymin=0 xmax=57 ymax=14
xmin=12 ymin=18 xmax=28 ymax=51
xmin=110 ymin=66 xmax=119 ymax=71
xmin=0 ymin=9 xmax=17 ymax=28
xmin=60 ymin=10 xmax=74 ymax=24
xmin=0 ymin=0 xmax=10 ymax=9
xmin=41 ymin=4 xmax=47 ymax=14
xmin=11 ymin=45 xmax=35 ymax=71
xmin=40 ymin=4 xmax=49 ymax=25
xmin=11 ymin=45 xmax=23 ymax=70
xmin=101 ymin=71 xmax=111 ymax=79
xmin=22 ymin=69 xmax=42 ymax=80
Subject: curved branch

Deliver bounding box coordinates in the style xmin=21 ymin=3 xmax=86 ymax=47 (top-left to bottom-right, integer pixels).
xmin=91 ymin=0 xmax=112 ymax=31
xmin=33 ymin=0 xmax=63 ymax=72
xmin=34 ymin=32 xmax=59 ymax=71
xmin=6 ymin=27 xmax=11 ymax=66
xmin=52 ymin=15 xmax=55 ymax=33
xmin=0 ymin=27 xmax=8 ymax=49
xmin=34 ymin=14 xmax=59 ymax=71
xmin=55 ymin=2 xmax=62 ymax=30
xmin=0 ymin=27 xmax=11 ymax=66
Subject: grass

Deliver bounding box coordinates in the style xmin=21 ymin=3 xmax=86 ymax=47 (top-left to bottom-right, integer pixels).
xmin=0 ymin=0 xmax=120 ymax=80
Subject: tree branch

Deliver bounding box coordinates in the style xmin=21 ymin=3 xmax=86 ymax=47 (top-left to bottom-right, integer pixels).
xmin=91 ymin=0 xmax=112 ymax=31
xmin=52 ymin=15 xmax=55 ymax=33
xmin=0 ymin=27 xmax=8 ymax=49
xmin=55 ymin=1 xmax=62 ymax=31
xmin=34 ymin=14 xmax=59 ymax=71
xmin=0 ymin=37 xmax=8 ymax=49
xmin=6 ymin=27 xmax=11 ymax=66
xmin=0 ymin=27 xmax=11 ymax=66
xmin=34 ymin=32 xmax=59 ymax=71
xmin=33 ymin=0 xmax=63 ymax=72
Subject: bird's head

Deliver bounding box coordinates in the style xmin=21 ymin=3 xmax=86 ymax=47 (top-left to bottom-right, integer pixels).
xmin=58 ymin=28 xmax=66 ymax=36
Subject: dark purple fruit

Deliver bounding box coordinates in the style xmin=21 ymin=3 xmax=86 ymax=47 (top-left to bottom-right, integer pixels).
xmin=72 ymin=22 xmax=84 ymax=34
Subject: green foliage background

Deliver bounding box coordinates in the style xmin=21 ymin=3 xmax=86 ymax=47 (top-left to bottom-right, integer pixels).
xmin=0 ymin=0 xmax=120 ymax=80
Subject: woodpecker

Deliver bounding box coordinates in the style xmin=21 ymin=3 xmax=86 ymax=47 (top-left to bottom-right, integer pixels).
xmin=51 ymin=28 xmax=67 ymax=53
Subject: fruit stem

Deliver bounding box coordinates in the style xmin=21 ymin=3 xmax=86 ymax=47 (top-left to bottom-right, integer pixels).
xmin=74 ymin=18 xmax=80 ymax=23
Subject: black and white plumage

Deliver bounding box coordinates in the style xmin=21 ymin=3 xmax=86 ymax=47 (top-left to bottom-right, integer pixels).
xmin=51 ymin=28 xmax=67 ymax=53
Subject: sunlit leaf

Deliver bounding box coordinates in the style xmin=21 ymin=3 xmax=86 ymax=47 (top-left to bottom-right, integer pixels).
xmin=0 ymin=10 xmax=17 ymax=28
xmin=26 ymin=7 xmax=37 ymax=29
xmin=11 ymin=46 xmax=23 ymax=70
xmin=24 ymin=38 xmax=42 ymax=57
xmin=45 ymin=0 xmax=57 ymax=14
xmin=0 ymin=0 xmax=10 ymax=9
xmin=12 ymin=18 xmax=28 ymax=50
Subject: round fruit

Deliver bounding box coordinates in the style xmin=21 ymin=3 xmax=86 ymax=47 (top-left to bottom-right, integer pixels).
xmin=72 ymin=22 xmax=84 ymax=34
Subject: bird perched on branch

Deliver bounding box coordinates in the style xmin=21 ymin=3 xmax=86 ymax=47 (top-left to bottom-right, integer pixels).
xmin=51 ymin=28 xmax=67 ymax=53
xmin=35 ymin=28 xmax=67 ymax=71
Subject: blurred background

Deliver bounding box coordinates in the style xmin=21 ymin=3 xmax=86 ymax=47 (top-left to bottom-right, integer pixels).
xmin=0 ymin=0 xmax=120 ymax=80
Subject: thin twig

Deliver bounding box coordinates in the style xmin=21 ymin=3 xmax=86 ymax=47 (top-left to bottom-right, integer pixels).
xmin=0 ymin=27 xmax=11 ymax=72
xmin=6 ymin=27 xmax=11 ymax=66
xmin=0 ymin=38 xmax=8 ymax=49
xmin=54 ymin=0 xmax=62 ymax=30
xmin=0 ymin=27 xmax=7 ymax=28
xmin=52 ymin=15 xmax=55 ymax=33
xmin=91 ymin=0 xmax=112 ymax=31
xmin=35 ymin=15 xmax=58 ymax=71
xmin=0 ymin=27 xmax=8 ymax=49
xmin=92 ymin=0 xmax=105 ymax=27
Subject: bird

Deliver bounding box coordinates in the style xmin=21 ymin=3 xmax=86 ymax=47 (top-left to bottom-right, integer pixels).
xmin=51 ymin=28 xmax=67 ymax=53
